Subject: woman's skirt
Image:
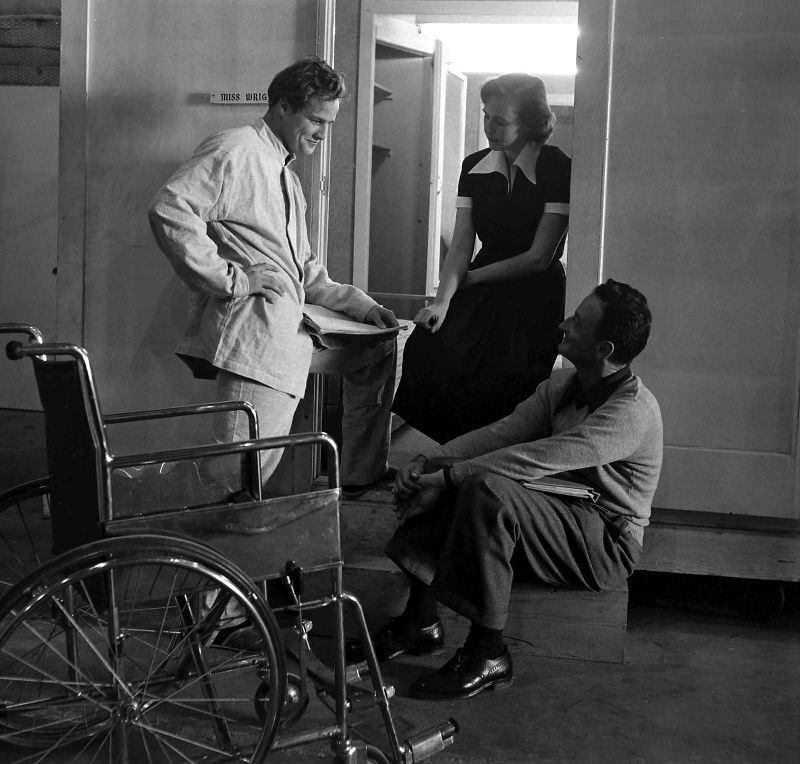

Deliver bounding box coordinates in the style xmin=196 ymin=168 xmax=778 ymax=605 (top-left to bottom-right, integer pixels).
xmin=392 ymin=260 xmax=565 ymax=444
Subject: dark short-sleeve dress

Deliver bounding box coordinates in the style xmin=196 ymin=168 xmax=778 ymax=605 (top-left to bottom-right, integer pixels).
xmin=392 ymin=144 xmax=571 ymax=444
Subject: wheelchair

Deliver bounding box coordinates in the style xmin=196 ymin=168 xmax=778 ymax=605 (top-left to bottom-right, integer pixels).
xmin=0 ymin=323 xmax=458 ymax=763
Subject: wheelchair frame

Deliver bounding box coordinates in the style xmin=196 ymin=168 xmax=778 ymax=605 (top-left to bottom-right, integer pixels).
xmin=0 ymin=323 xmax=457 ymax=763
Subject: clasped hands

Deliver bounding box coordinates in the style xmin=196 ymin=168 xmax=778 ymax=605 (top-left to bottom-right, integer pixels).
xmin=392 ymin=457 xmax=446 ymax=525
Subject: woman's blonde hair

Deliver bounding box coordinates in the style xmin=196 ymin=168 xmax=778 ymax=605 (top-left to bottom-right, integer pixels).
xmin=480 ymin=73 xmax=555 ymax=144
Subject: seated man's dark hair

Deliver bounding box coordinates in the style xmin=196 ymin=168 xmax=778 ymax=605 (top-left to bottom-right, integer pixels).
xmin=268 ymin=56 xmax=346 ymax=111
xmin=593 ymin=279 xmax=652 ymax=364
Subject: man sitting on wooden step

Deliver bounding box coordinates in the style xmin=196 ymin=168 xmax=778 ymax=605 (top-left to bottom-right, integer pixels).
xmin=375 ymin=279 xmax=663 ymax=700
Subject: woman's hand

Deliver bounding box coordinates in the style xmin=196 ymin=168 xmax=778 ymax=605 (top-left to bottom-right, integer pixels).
xmin=413 ymin=301 xmax=450 ymax=333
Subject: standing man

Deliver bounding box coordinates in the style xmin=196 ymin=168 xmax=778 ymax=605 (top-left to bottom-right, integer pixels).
xmin=376 ymin=279 xmax=663 ymax=700
xmin=149 ymin=57 xmax=397 ymax=492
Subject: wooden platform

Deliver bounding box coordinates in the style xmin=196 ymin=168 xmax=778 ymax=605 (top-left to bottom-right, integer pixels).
xmin=639 ymin=508 xmax=800 ymax=581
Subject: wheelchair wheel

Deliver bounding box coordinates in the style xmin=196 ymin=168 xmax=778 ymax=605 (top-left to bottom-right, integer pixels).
xmin=0 ymin=533 xmax=285 ymax=763
xmin=0 ymin=477 xmax=51 ymax=591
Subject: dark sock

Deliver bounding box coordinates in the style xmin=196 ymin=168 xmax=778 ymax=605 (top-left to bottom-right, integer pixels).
xmin=400 ymin=578 xmax=439 ymax=626
xmin=464 ymin=622 xmax=505 ymax=659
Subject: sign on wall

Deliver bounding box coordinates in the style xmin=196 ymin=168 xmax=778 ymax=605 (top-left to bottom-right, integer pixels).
xmin=209 ymin=91 xmax=269 ymax=104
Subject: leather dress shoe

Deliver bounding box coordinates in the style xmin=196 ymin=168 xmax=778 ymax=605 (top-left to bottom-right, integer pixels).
xmin=408 ymin=647 xmax=513 ymax=700
xmin=373 ymin=617 xmax=444 ymax=662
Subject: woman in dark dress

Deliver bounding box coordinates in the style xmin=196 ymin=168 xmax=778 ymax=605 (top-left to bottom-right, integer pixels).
xmin=392 ymin=74 xmax=571 ymax=444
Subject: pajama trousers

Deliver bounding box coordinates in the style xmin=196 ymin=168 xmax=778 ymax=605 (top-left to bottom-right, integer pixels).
xmin=214 ymin=336 xmax=396 ymax=485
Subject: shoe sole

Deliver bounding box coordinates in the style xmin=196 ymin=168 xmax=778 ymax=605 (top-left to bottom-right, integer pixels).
xmin=380 ymin=644 xmax=446 ymax=662
xmin=409 ymin=675 xmax=514 ymax=700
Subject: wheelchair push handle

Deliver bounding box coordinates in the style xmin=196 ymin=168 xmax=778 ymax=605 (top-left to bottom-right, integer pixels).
xmin=5 ymin=340 xmax=22 ymax=361
xmin=0 ymin=322 xmax=45 ymax=345
xmin=2 ymin=323 xmax=45 ymax=361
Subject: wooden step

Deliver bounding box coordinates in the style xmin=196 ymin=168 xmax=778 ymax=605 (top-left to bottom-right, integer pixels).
xmin=639 ymin=508 xmax=800 ymax=581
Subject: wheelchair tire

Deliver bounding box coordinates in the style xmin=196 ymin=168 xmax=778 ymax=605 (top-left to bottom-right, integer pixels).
xmin=0 ymin=477 xmax=52 ymax=591
xmin=0 ymin=533 xmax=285 ymax=763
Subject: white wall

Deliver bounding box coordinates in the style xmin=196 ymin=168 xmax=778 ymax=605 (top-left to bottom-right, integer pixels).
xmin=568 ymin=0 xmax=800 ymax=518
xmin=0 ymin=86 xmax=58 ymax=410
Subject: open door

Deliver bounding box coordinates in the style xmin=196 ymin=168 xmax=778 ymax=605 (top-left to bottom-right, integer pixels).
xmin=354 ymin=15 xmax=466 ymax=319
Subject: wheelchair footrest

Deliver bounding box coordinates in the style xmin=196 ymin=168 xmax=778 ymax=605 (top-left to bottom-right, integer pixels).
xmin=281 ymin=626 xmax=388 ymax=712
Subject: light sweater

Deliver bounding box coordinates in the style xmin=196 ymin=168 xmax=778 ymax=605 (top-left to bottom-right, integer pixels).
xmin=428 ymin=369 xmax=663 ymax=526
xmin=149 ymin=119 xmax=376 ymax=396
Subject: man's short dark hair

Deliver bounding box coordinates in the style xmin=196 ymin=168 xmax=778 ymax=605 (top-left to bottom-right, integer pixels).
xmin=593 ymin=279 xmax=652 ymax=364
xmin=268 ymin=56 xmax=346 ymax=111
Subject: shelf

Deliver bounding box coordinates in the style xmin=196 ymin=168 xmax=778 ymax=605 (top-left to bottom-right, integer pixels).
xmin=373 ymin=81 xmax=393 ymax=103
xmin=372 ymin=143 xmax=391 ymax=158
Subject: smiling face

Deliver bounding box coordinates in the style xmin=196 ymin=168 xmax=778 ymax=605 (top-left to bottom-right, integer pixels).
xmin=557 ymin=294 xmax=608 ymax=366
xmin=482 ymin=95 xmax=528 ymax=158
xmin=272 ymin=96 xmax=339 ymax=156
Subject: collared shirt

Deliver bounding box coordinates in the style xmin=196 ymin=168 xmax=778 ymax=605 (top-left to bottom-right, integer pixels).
xmin=555 ymin=365 xmax=633 ymax=414
xmin=456 ymin=142 xmax=570 ymax=217
xmin=149 ymin=119 xmax=377 ymax=395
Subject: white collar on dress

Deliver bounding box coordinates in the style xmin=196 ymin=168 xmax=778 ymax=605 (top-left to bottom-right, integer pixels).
xmin=468 ymin=142 xmax=542 ymax=185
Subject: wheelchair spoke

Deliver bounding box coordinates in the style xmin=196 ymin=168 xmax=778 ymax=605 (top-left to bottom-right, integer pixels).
xmin=0 ymin=481 xmax=51 ymax=591
xmin=0 ymin=536 xmax=284 ymax=763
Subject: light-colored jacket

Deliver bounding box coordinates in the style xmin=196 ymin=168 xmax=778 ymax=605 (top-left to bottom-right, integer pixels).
xmin=429 ymin=369 xmax=663 ymax=525
xmin=149 ymin=119 xmax=376 ymax=396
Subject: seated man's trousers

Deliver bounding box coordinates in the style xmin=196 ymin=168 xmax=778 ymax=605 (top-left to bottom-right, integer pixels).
xmin=385 ymin=471 xmax=643 ymax=630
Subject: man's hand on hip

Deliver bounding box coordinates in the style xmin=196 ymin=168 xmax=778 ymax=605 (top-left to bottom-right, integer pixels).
xmin=245 ymin=263 xmax=285 ymax=302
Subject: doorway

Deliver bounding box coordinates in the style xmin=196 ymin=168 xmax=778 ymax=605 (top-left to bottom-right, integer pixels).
xmin=353 ymin=0 xmax=579 ymax=321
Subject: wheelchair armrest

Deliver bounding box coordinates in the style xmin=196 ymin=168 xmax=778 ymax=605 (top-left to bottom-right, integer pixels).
xmin=109 ymin=431 xmax=340 ymax=490
xmin=103 ymin=400 xmax=259 ymax=439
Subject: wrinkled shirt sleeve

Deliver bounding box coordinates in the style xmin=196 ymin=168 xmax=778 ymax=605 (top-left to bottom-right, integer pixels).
xmin=148 ymin=141 xmax=250 ymax=299
xmin=449 ymin=397 xmax=648 ymax=485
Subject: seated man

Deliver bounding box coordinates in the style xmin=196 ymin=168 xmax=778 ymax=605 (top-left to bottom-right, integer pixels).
xmin=376 ymin=279 xmax=663 ymax=700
